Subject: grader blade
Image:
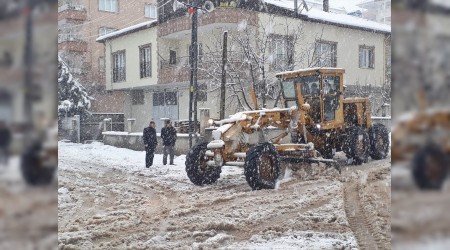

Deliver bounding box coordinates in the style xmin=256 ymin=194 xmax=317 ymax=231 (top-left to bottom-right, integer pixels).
xmin=280 ymin=156 xmax=341 ymax=174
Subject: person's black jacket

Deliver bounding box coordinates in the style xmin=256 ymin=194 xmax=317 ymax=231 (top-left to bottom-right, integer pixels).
xmin=0 ymin=127 xmax=11 ymax=148
xmin=161 ymin=126 xmax=177 ymax=147
xmin=143 ymin=127 xmax=157 ymax=150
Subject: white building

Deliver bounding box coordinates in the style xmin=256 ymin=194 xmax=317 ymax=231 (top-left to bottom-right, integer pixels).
xmin=357 ymin=0 xmax=391 ymax=25
xmin=303 ymin=0 xmax=362 ymax=14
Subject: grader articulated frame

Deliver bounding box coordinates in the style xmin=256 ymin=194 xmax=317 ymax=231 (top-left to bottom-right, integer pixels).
xmin=186 ymin=68 xmax=390 ymax=190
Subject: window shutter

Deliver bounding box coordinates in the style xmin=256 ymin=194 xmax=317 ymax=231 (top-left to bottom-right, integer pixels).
xmin=359 ymin=47 xmax=363 ymax=68
xmin=332 ymin=44 xmax=337 ymax=67
xmin=370 ymin=48 xmax=374 ymax=68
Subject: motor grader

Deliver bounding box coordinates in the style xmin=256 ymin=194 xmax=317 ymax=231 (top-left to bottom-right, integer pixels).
xmin=186 ymin=67 xmax=390 ymax=190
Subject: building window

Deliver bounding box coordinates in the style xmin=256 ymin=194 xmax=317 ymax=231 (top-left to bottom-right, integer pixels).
xmin=99 ymin=56 xmax=105 ymax=72
xmin=153 ymin=92 xmax=177 ymax=106
xmin=314 ymin=41 xmax=337 ymax=67
xmin=99 ymin=0 xmax=118 ymax=12
xmin=144 ymin=4 xmax=157 ymax=18
xmin=140 ymin=44 xmax=152 ymax=78
xmin=169 ymin=50 xmax=177 ymax=65
xmin=271 ymin=35 xmax=294 ymax=70
xmin=197 ymin=83 xmax=207 ymax=102
xmin=131 ymin=90 xmax=145 ymax=105
xmin=112 ymin=50 xmax=125 ymax=83
xmin=359 ymin=46 xmax=375 ymax=69
xmin=98 ymin=27 xmax=116 ymax=36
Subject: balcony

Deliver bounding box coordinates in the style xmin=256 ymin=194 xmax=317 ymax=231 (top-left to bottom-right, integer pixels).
xmin=158 ymin=8 xmax=257 ymax=39
xmin=58 ymin=4 xmax=87 ymax=21
xmin=58 ymin=39 xmax=87 ymax=52
xmin=160 ymin=51 xmax=243 ymax=69
xmin=158 ymin=51 xmax=245 ymax=84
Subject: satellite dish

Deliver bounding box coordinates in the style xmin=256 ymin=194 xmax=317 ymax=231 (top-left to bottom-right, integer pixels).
xmin=202 ymin=1 xmax=214 ymax=12
xmin=172 ymin=0 xmax=186 ymax=12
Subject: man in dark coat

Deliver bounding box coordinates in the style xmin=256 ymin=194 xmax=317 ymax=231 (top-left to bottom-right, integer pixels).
xmin=143 ymin=121 xmax=157 ymax=168
xmin=161 ymin=120 xmax=177 ymax=165
xmin=0 ymin=121 xmax=11 ymax=165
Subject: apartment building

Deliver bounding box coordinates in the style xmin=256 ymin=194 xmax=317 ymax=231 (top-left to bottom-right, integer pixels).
xmin=0 ymin=4 xmax=57 ymax=126
xmin=99 ymin=0 xmax=390 ymax=132
xmin=58 ymin=0 xmax=158 ymax=112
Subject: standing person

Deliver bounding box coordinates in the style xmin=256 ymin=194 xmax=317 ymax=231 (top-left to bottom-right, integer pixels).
xmin=0 ymin=121 xmax=11 ymax=165
xmin=161 ymin=120 xmax=177 ymax=165
xmin=143 ymin=121 xmax=157 ymax=168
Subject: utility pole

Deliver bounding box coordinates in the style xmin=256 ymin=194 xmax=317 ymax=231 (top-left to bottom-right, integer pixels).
xmin=294 ymin=0 xmax=298 ymax=17
xmin=323 ymin=0 xmax=329 ymax=12
xmin=220 ymin=31 xmax=227 ymax=120
xmin=24 ymin=0 xmax=33 ymax=129
xmin=188 ymin=0 xmax=200 ymax=148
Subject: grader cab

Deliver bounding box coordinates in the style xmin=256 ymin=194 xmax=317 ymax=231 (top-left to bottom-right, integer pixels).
xmin=186 ymin=68 xmax=390 ymax=190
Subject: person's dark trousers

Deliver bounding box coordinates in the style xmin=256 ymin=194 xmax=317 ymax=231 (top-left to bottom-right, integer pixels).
xmin=146 ymin=148 xmax=155 ymax=168
xmin=163 ymin=146 xmax=175 ymax=165
xmin=0 ymin=147 xmax=8 ymax=165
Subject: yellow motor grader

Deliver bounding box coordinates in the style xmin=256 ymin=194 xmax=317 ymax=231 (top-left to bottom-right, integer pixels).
xmin=186 ymin=68 xmax=390 ymax=190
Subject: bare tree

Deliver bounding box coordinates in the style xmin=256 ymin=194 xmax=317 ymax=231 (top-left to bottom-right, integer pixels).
xmin=198 ymin=14 xmax=314 ymax=113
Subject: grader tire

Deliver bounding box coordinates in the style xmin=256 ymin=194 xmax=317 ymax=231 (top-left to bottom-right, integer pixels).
xmin=343 ymin=126 xmax=370 ymax=165
xmin=412 ymin=144 xmax=448 ymax=190
xmin=369 ymin=123 xmax=390 ymax=160
xmin=244 ymin=143 xmax=280 ymax=190
xmin=186 ymin=142 xmax=221 ymax=186
xmin=321 ymin=140 xmax=335 ymax=159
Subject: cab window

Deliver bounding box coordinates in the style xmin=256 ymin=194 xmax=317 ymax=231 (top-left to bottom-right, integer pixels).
xmin=298 ymin=75 xmax=320 ymax=97
xmin=281 ymin=80 xmax=296 ymax=99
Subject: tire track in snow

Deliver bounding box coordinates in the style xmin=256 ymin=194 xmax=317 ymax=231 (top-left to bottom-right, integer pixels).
xmin=344 ymin=182 xmax=378 ymax=250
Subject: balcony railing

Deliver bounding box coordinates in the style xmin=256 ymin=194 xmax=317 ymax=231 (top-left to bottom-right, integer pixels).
xmin=160 ymin=51 xmax=244 ymax=69
xmin=58 ymin=34 xmax=84 ymax=43
xmin=113 ymin=67 xmax=126 ymax=83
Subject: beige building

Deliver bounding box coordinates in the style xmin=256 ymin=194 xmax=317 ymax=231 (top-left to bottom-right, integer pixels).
xmin=99 ymin=0 xmax=391 ymax=132
xmin=58 ymin=0 xmax=157 ymax=112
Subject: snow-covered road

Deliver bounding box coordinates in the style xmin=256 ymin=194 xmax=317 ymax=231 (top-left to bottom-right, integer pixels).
xmin=58 ymin=141 xmax=391 ymax=249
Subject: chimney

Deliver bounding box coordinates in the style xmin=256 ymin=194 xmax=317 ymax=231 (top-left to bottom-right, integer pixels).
xmin=323 ymin=0 xmax=329 ymax=12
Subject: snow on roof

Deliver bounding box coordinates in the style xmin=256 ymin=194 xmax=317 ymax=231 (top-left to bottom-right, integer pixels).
xmin=275 ymin=67 xmax=345 ymax=77
xmin=264 ymin=0 xmax=391 ymax=33
xmin=96 ymin=20 xmax=157 ymax=42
